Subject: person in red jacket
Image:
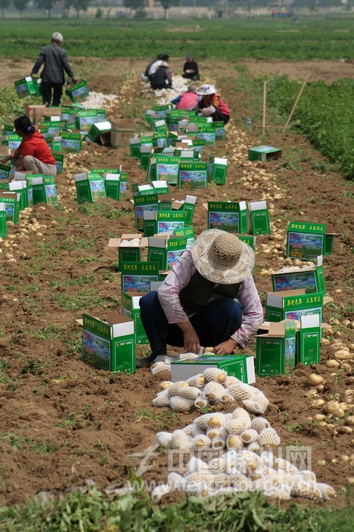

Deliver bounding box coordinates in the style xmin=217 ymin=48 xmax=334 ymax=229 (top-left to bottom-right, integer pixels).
xmin=170 ymin=85 xmax=199 ymax=111
xmin=197 ymin=84 xmax=230 ymax=124
xmin=1 ymin=116 xmax=57 ymax=176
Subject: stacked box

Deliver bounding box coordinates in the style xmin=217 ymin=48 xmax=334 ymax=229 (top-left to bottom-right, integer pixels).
xmin=248 ymin=145 xmax=282 ymax=162
xmin=266 ymin=289 xmax=323 ymax=323
xmin=207 ymin=201 xmax=248 ymax=234
xmin=208 ymin=157 xmax=228 ymax=185
xmin=61 ymin=132 xmax=82 ymax=153
xmin=158 ymin=192 xmax=185 ymax=211
xmin=171 ymin=354 xmax=255 ymax=383
xmin=75 ymin=110 xmax=100 ymax=131
xmin=256 ymin=320 xmax=297 ymax=377
xmin=174 ymin=226 xmax=195 ymax=248
xmin=144 ymin=210 xmax=186 ymax=237
xmin=121 ymin=292 xmax=149 ymax=345
xmin=148 ymin=235 xmax=188 ymax=270
xmin=297 ymin=314 xmax=321 ymax=366
xmin=151 ymin=155 xmax=180 ymax=185
xmin=178 ymin=161 xmax=208 ymax=190
xmin=82 ymin=312 xmax=135 ymax=373
xmin=271 ymin=256 xmax=326 ymax=295
xmin=74 ymin=173 xmax=106 ymax=203
xmin=151 ymin=180 xmax=169 ymax=195
xmin=120 ymin=261 xmax=160 ymax=294
xmin=92 ymin=167 xmax=127 ymax=200
xmin=193 ymin=126 xmax=216 ymax=146
xmin=0 ymin=203 xmax=7 ymax=237
xmin=286 ymin=221 xmax=336 ymax=260
xmin=134 ymin=193 xmax=158 ymax=231
xmin=249 ymin=200 xmax=270 ymax=235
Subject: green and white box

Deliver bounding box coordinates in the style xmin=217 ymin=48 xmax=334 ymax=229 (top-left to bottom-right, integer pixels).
xmin=14 ymin=76 xmax=36 ymax=98
xmin=154 ymin=155 xmax=180 ymax=185
xmin=0 ymin=203 xmax=7 ymax=237
xmin=266 ymin=289 xmax=323 ymax=323
xmin=0 ymin=191 xmax=20 ymax=223
xmin=208 ymin=157 xmax=228 ymax=185
xmin=82 ymin=312 xmax=136 ymax=374
xmin=134 ymin=193 xmax=158 ymax=231
xmin=5 ymin=134 xmax=22 ymax=151
xmin=171 ymin=354 xmax=255 ymax=383
xmin=174 ymin=226 xmax=195 ymax=248
xmin=120 ymin=261 xmax=160 ymax=294
xmin=212 ymin=121 xmax=226 ymax=140
xmin=195 ymin=126 xmax=216 ymax=146
xmin=104 ymin=173 xmax=121 ymax=201
xmin=140 ymin=145 xmax=153 ymax=170
xmin=148 ymin=235 xmax=187 ymax=270
xmin=130 ymin=138 xmax=141 ymax=158
xmin=256 ymin=320 xmax=296 ymax=378
xmin=66 ymin=80 xmax=89 ymax=103
xmin=248 ymin=145 xmax=282 ymax=162
xmin=156 ymin=210 xmax=186 ymax=234
xmin=286 ymin=221 xmax=336 ymax=260
xmin=297 ymin=314 xmax=321 ymax=366
xmin=182 ymin=194 xmax=197 ymax=225
xmin=108 ymin=234 xmax=148 ymax=271
xmin=207 ymin=201 xmax=248 ymax=233
xmin=8 ymin=180 xmax=27 ymax=210
xmin=74 ymin=173 xmax=106 ymax=204
xmin=178 ymin=161 xmax=208 ymax=190
xmin=52 ymin=152 xmax=64 ymax=174
xmin=87 ymin=121 xmax=111 ymax=144
xmin=249 ymin=200 xmax=270 ymax=235
xmin=75 ymin=110 xmax=100 ymax=131
xmin=271 ymin=256 xmax=326 ymax=295
xmin=121 ymin=292 xmax=149 ymax=345
xmin=152 ymin=180 xmax=169 ymax=195
xmin=0 ymin=163 xmax=11 ymax=180
xmin=61 ymin=132 xmax=82 ymax=153
xmin=144 ymin=210 xmax=159 ymax=237
xmin=237 ymin=234 xmax=256 ymax=249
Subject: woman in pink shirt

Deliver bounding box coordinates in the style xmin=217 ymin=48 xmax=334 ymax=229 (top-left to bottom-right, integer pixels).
xmin=138 ymin=230 xmax=263 ymax=367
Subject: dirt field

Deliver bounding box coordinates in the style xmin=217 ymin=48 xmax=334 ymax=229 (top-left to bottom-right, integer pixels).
xmin=1 ymin=59 xmax=354 ymax=508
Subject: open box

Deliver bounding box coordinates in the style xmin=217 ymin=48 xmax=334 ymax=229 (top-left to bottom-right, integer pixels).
xmin=108 ymin=234 xmax=148 ymax=270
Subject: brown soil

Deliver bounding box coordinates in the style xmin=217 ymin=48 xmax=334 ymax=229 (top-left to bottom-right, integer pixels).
xmin=0 ymin=59 xmax=354 ymax=508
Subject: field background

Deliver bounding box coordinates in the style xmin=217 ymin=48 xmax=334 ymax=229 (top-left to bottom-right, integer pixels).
xmin=1 ymin=15 xmax=354 ymax=530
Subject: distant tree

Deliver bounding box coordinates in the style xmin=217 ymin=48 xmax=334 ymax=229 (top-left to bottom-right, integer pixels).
xmin=123 ymin=0 xmax=147 ymax=17
xmin=69 ymin=0 xmax=92 ymax=19
xmin=0 ymin=0 xmax=10 ymax=18
xmin=36 ymin=0 xmax=58 ymax=18
xmin=159 ymin=0 xmax=180 ymax=19
xmin=13 ymin=0 xmax=29 ymax=18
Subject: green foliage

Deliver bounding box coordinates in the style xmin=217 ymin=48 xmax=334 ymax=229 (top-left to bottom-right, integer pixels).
xmin=0 ymin=0 xmax=10 ymax=16
xmin=36 ymin=0 xmax=58 ymax=17
xmin=266 ymin=75 xmax=354 ymax=179
xmin=13 ymin=0 xmax=29 ymax=16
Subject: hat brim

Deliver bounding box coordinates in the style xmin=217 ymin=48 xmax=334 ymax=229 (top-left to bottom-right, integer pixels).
xmin=190 ymin=229 xmax=255 ymax=285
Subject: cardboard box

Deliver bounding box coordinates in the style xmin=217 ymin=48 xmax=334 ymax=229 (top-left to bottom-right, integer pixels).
xmin=61 ymin=132 xmax=82 ymax=153
xmin=74 ymin=173 xmax=106 ymax=204
xmin=297 ymin=314 xmax=321 ymax=366
xmin=249 ymin=200 xmax=270 ymax=235
xmin=25 ymin=104 xmax=48 ymax=125
xmin=87 ymin=121 xmax=111 ymax=145
xmin=92 ymin=167 xmax=127 ymax=200
xmin=174 ymin=226 xmax=195 ymax=248
xmin=82 ymin=312 xmax=136 ymax=373
xmin=182 ymin=194 xmax=197 ymax=225
xmin=121 ymin=292 xmax=149 ymax=344
xmin=237 ymin=234 xmax=256 ymax=249
xmin=111 ymin=119 xmax=135 ymax=148
xmin=191 ymin=125 xmax=216 ymax=146
xmin=0 ymin=191 xmax=20 ymax=223
xmin=144 ymin=210 xmax=186 ymax=237
xmin=4 ymin=134 xmax=21 ymax=151
xmin=66 ymin=80 xmax=89 ymax=103
xmin=130 ymin=138 xmax=141 ymax=158
xmin=134 ymin=193 xmax=158 ymax=231
xmin=256 ymin=320 xmax=297 ymax=377
xmin=151 ymin=180 xmax=169 ymax=195
xmin=14 ymin=76 xmax=36 ymax=98
xmin=5 ymin=181 xmax=27 ymax=210
xmin=108 ymin=234 xmax=148 ymax=270
xmin=148 ymin=235 xmax=188 ymax=270
xmin=286 ymin=221 xmax=336 ymax=260
xmin=75 ymin=110 xmax=100 ymax=131
xmin=271 ymin=256 xmax=326 ymax=295
xmin=14 ymin=172 xmax=33 ymax=207
xmin=104 ymin=173 xmax=121 ymax=201
xmin=171 ymin=354 xmax=256 ymax=383
xmin=120 ymin=261 xmax=160 ymax=294
xmin=0 ymin=203 xmax=7 ymax=237
xmin=178 ymin=161 xmax=208 ymax=190
xmin=208 ymin=156 xmax=228 ymax=185
xmin=150 ymin=155 xmax=180 ymax=185
xmin=212 ymin=121 xmax=226 ymax=140
xmin=139 ymin=145 xmax=153 ymax=170
xmin=0 ymin=163 xmax=11 ymax=180
xmin=248 ymin=145 xmax=282 ymax=162
xmin=266 ymin=289 xmax=323 ymax=323
xmin=52 ymin=152 xmax=64 ymax=174
xmin=158 ymin=192 xmax=186 ymax=211
xmin=207 ymin=200 xmax=248 ymax=233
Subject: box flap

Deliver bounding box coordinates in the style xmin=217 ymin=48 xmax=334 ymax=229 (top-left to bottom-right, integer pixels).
xmin=249 ymin=200 xmax=267 ymax=211
xmin=300 ymin=314 xmax=320 ymax=329
xmin=149 ymin=236 xmax=167 ymax=249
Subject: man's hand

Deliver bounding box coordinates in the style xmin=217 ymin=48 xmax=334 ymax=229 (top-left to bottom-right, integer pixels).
xmin=177 ymin=320 xmax=200 ymax=354
xmin=214 ymin=338 xmax=238 ymax=355
xmin=72 ymin=77 xmax=79 ymax=84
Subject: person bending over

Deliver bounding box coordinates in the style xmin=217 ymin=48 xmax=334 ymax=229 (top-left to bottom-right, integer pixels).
xmin=138 ymin=230 xmax=263 ymax=367
xmin=197 ymin=84 xmax=230 ymax=124
xmin=1 ymin=116 xmax=57 ymax=176
xmin=150 ymin=61 xmax=173 ymax=90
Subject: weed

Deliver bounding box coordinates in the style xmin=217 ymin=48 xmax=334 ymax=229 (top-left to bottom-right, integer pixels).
xmin=287 ymin=422 xmax=304 ymax=433
xmin=0 ymin=433 xmax=32 ymax=450
xmin=20 ymin=358 xmax=50 ymax=376
xmin=34 ymin=441 xmax=60 ymax=454
xmin=52 ymin=290 xmax=106 ymax=311
xmin=30 ymin=323 xmax=63 ymax=341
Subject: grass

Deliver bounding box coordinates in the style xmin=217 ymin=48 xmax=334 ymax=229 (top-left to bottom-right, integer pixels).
xmin=51 ymin=290 xmax=107 ymax=311
xmin=135 ymin=408 xmax=181 ymax=430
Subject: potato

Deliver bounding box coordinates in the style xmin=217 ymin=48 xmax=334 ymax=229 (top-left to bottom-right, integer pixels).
xmin=307 ymin=374 xmax=324 ymax=386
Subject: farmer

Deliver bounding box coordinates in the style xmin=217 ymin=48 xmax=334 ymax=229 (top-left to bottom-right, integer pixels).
xmin=148 ymin=54 xmax=170 ymax=80
xmin=183 ymin=54 xmax=200 ymax=81
xmin=141 ymin=54 xmax=164 ymax=82
xmin=1 ymin=116 xmax=57 ymax=176
xmin=197 ymin=84 xmax=231 ymax=123
xmin=170 ymin=84 xmax=199 ymax=111
xmin=31 ymin=32 xmax=78 ymax=107
xmin=138 ymin=230 xmax=263 ymax=367
xmin=150 ymin=61 xmax=173 ymax=90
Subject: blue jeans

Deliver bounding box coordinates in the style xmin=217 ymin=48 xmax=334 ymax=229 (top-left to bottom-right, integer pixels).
xmin=139 ymin=291 xmax=242 ymax=359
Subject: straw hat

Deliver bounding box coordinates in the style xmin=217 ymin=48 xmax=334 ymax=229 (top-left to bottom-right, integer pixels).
xmin=190 ymin=229 xmax=255 ymax=284
xmin=197 ymin=84 xmax=216 ymax=96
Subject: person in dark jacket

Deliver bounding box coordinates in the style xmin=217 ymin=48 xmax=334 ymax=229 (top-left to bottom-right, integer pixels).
xmin=31 ymin=32 xmax=77 ymax=107
xmin=150 ymin=61 xmax=173 ymax=90
xmin=183 ymin=54 xmax=199 ymax=81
